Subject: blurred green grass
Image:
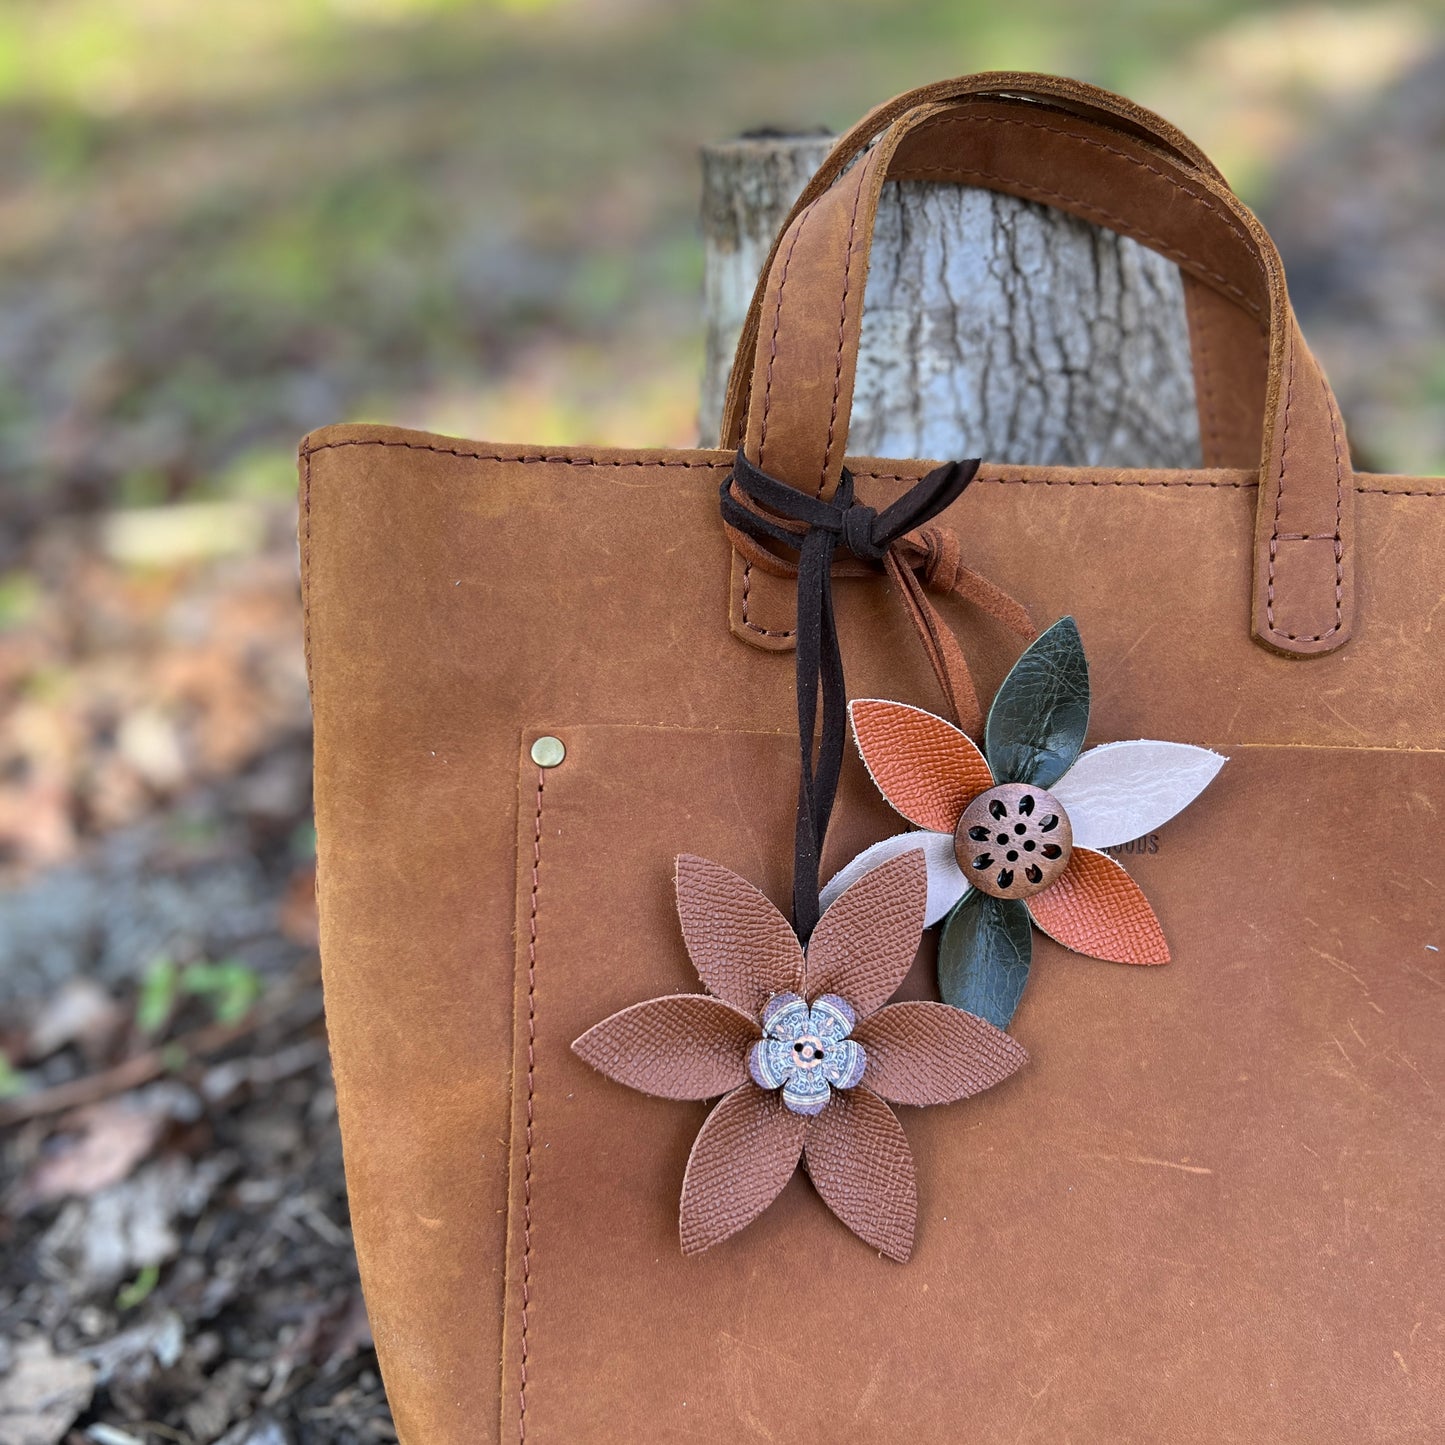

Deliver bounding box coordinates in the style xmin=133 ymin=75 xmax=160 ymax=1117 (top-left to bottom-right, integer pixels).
xmin=0 ymin=0 xmax=1438 ymax=520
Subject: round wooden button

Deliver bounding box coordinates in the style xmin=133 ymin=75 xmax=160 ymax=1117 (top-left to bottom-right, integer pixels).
xmin=954 ymin=783 xmax=1072 ymax=900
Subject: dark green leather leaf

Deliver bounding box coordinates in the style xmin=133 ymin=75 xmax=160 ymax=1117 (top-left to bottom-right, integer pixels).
xmin=937 ymin=892 xmax=1033 ymax=1031
xmin=984 ymin=616 xmax=1091 ymax=788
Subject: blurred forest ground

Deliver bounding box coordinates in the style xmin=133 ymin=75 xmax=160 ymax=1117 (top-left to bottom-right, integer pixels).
xmin=0 ymin=2 xmax=1442 ymax=1442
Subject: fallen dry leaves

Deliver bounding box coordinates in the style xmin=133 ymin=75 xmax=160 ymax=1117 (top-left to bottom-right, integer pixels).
xmin=0 ymin=513 xmax=308 ymax=880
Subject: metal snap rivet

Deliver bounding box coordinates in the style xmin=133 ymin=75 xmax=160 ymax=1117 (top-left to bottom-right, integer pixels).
xmin=530 ymin=736 xmax=566 ymax=768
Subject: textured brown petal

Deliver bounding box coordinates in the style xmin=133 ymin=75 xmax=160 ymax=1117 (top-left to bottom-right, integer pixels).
xmin=674 ymin=855 xmax=805 ymax=1015
xmin=572 ymin=995 xmax=759 ymax=1100
xmin=679 ymin=1083 xmax=806 ymax=1255
xmin=804 ymin=850 xmax=926 ymax=1016
xmin=803 ymin=1086 xmax=917 ymax=1262
xmin=849 ymin=698 xmax=994 ymax=832
xmin=1026 ymin=847 xmax=1171 ymax=965
xmin=852 ymin=1001 xmax=1029 ymax=1105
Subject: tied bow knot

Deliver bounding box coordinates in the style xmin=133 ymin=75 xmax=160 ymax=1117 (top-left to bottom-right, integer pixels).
xmin=719 ymin=450 xmax=978 ymax=569
xmin=720 ymin=450 xmax=992 ymax=941
xmin=839 ymin=499 xmax=887 ymax=564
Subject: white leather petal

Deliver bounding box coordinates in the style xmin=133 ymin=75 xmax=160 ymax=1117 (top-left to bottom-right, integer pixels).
xmin=819 ymin=831 xmax=969 ymax=927
xmin=1053 ymin=740 xmax=1227 ymax=849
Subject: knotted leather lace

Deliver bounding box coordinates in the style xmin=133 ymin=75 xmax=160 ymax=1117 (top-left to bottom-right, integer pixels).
xmin=720 ymin=449 xmax=1035 ymax=939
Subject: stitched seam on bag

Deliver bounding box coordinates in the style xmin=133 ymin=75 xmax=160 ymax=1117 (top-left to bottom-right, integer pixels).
xmin=1355 ymin=483 xmax=1445 ymax=495
xmin=892 ymin=162 xmax=1267 ymax=324
xmin=864 ymin=472 xmax=1257 ymax=487
xmin=518 ymin=765 xmax=544 ymax=1441
xmin=740 ymin=559 xmax=796 ymax=638
xmin=749 ymin=158 xmax=865 ymax=651
xmin=759 ymin=195 xmax=822 ymax=471
xmin=909 ymin=114 xmax=1253 ymax=244
xmin=1264 ymin=346 xmax=1345 ymax=644
xmin=905 ymin=113 xmax=1257 ymax=253
xmin=1321 ymin=375 xmax=1348 ymax=638
xmin=297 ymin=440 xmax=1443 ymax=494
xmin=294 ymin=438 xmax=1438 ymax=491
xmin=297 ymin=439 xmax=1301 ymax=488
xmin=1264 ymin=344 xmax=1294 ymax=640
xmin=299 ymin=439 xmax=735 ymax=469
xmin=821 ymin=158 xmax=871 ymax=497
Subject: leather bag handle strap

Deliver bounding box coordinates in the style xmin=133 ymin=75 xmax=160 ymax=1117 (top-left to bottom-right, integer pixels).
xmin=719 ymin=75 xmax=1355 ymax=658
xmin=718 ymin=72 xmax=1228 ymax=452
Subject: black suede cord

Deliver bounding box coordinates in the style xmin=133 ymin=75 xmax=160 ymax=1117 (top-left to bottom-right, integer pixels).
xmin=721 ymin=450 xmax=980 ymax=940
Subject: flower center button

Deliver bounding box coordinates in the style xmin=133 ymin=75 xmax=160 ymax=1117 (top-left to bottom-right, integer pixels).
xmin=954 ymin=783 xmax=1073 ymax=900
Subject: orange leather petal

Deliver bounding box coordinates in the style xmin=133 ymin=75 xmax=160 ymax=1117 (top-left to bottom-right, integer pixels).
xmin=803 ymin=1086 xmax=917 ymax=1262
xmin=849 ymin=699 xmax=993 ymax=832
xmin=1026 ymin=847 xmax=1171 ymax=965
xmin=852 ymin=1001 xmax=1029 ymax=1106
xmin=572 ymin=995 xmax=759 ymax=1100
xmin=674 ymin=855 xmax=805 ymax=1016
xmin=679 ymin=1083 xmax=806 ymax=1255
xmin=805 ymin=850 xmax=926 ymax=1017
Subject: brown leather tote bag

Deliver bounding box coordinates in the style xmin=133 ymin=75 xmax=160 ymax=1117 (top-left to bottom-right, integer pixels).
xmin=299 ymin=74 xmax=1445 ymax=1443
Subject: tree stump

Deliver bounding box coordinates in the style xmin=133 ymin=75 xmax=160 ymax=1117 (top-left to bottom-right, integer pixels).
xmin=700 ymin=134 xmax=1201 ymax=467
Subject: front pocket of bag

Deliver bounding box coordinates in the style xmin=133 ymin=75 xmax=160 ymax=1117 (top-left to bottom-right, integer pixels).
xmin=501 ymin=728 xmax=1444 ymax=1445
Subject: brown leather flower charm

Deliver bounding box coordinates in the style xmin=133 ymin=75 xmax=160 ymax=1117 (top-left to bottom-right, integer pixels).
xmin=572 ymin=849 xmax=1028 ymax=1262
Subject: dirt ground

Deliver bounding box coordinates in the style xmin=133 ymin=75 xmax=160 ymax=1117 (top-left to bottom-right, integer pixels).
xmin=0 ymin=512 xmax=391 ymax=1443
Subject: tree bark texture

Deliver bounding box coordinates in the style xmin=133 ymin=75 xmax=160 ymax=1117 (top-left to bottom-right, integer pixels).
xmin=700 ymin=135 xmax=1201 ymax=468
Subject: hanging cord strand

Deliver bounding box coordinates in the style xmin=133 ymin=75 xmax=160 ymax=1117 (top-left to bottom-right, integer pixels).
xmin=721 ymin=449 xmax=985 ymax=939
xmin=881 ymin=548 xmax=984 ymax=733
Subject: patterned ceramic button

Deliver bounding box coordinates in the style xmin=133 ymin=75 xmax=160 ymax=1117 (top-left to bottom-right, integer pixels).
xmin=954 ymin=783 xmax=1072 ymax=900
xmin=749 ymin=992 xmax=867 ymax=1117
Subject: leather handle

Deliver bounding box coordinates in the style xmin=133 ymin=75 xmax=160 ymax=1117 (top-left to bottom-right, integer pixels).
xmin=718 ymin=72 xmax=1226 ymax=453
xmin=719 ymin=75 xmax=1355 ymax=658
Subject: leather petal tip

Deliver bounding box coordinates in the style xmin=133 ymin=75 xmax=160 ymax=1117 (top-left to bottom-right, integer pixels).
xmin=983 ymin=617 xmax=1090 ymax=790
xmin=1053 ymin=740 xmax=1227 ymax=850
xmin=803 ymin=1087 xmax=917 ymax=1263
xmin=806 ymin=849 xmax=928 ymax=1017
xmin=678 ymin=1083 xmax=806 ymax=1255
xmin=820 ymin=831 xmax=969 ymax=928
xmin=848 ymin=698 xmax=993 ymax=834
xmin=673 ymin=855 xmax=805 ymax=1015
xmin=572 ymin=995 xmax=759 ymax=1100
xmin=853 ymin=1001 xmax=1029 ymax=1106
xmin=1027 ymin=848 xmax=1171 ymax=966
